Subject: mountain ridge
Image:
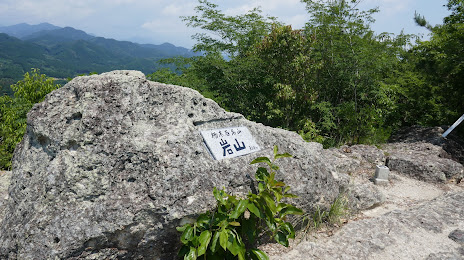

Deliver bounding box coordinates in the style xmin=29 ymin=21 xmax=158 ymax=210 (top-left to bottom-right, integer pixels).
xmin=0 ymin=23 xmax=197 ymax=96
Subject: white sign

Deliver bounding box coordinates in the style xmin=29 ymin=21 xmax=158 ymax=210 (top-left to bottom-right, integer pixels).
xmin=200 ymin=126 xmax=261 ymax=160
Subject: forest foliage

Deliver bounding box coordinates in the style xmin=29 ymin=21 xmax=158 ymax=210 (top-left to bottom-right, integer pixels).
xmin=1 ymin=0 xmax=463 ymax=170
xmin=0 ymin=69 xmax=60 ymax=169
xmin=148 ymin=0 xmax=464 ymax=148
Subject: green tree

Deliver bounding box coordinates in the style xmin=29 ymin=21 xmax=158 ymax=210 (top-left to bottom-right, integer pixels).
xmin=150 ymin=0 xmax=281 ymax=114
xmin=0 ymin=69 xmax=60 ymax=169
xmin=402 ymin=0 xmax=464 ymax=130
xmin=182 ymin=0 xmax=280 ymax=57
xmin=156 ymin=0 xmax=410 ymax=147
xmin=299 ymin=0 xmax=410 ymax=145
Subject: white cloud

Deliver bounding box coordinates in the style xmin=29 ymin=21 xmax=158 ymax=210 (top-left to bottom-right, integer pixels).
xmin=0 ymin=0 xmax=451 ymax=48
xmin=360 ymin=0 xmax=414 ymax=16
xmin=163 ymin=4 xmax=190 ymax=16
xmin=1 ymin=0 xmax=96 ymax=24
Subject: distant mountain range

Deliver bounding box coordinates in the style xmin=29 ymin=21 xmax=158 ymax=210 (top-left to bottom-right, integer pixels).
xmin=0 ymin=23 xmax=198 ymax=96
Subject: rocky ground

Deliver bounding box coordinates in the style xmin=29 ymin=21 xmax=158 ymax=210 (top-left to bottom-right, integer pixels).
xmin=265 ymin=126 xmax=464 ymax=259
xmin=2 ymin=158 xmax=463 ymax=259
xmin=266 ymin=170 xmax=464 ymax=259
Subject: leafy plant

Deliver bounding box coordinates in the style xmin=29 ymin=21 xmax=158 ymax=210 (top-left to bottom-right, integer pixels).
xmin=0 ymin=69 xmax=60 ymax=169
xmin=177 ymin=146 xmax=303 ymax=259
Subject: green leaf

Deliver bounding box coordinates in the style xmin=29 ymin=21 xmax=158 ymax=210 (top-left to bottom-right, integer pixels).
xmin=273 ymin=190 xmax=283 ymax=202
xmin=227 ymin=234 xmax=240 ymax=256
xmin=283 ymin=193 xmax=299 ymax=198
xmin=196 ymin=213 xmax=211 ymax=225
xmin=275 ymin=231 xmax=289 ymax=247
xmin=213 ymin=187 xmax=221 ymax=202
xmin=226 ymin=230 xmax=245 ymax=257
xmin=176 ymin=224 xmax=190 ymax=232
xmin=247 ymin=202 xmax=263 ymax=218
xmin=250 ymin=156 xmax=272 ymax=165
xmin=238 ymin=250 xmax=246 ymax=260
xmin=280 ymin=222 xmax=296 ymax=239
xmin=263 ymin=206 xmax=277 ymax=232
xmin=197 ymin=230 xmax=212 ymax=257
xmin=284 ymin=186 xmax=291 ymax=193
xmin=275 ymin=152 xmax=292 ymax=159
xmin=255 ymin=167 xmax=269 ymax=181
xmin=273 ymin=145 xmax=278 ymax=157
xmin=280 ymin=205 xmax=304 ymax=218
xmin=219 ymin=230 xmax=228 ymax=251
xmin=181 ymin=226 xmax=194 ymax=244
xmin=261 ymin=192 xmax=277 ymax=213
xmin=251 ymin=249 xmax=269 ymax=260
xmin=230 ymin=199 xmax=249 ymax=219
xmin=270 ymin=163 xmax=279 ymax=171
xmin=185 ymin=246 xmax=197 ymax=260
xmin=242 ymin=218 xmax=257 ymax=245
xmin=178 ymin=245 xmax=190 ymax=257
xmin=210 ymin=231 xmax=220 ymax=253
xmin=229 ymin=221 xmax=241 ymax=226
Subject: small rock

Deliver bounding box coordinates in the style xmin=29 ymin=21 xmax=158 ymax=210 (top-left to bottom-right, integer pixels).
xmin=449 ymin=229 xmax=464 ymax=245
xmin=348 ymin=183 xmax=385 ymax=211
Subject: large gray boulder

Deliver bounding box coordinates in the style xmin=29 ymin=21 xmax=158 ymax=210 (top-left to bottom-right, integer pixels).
xmin=385 ymin=142 xmax=464 ymax=183
xmin=0 ymin=171 xmax=11 ymax=221
xmin=0 ymin=71 xmax=341 ymax=259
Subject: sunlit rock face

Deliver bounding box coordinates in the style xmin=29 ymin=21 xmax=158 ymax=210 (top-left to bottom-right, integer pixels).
xmin=0 ymin=70 xmax=341 ymax=259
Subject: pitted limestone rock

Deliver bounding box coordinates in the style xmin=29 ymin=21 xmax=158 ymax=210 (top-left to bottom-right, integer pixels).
xmin=0 ymin=71 xmax=341 ymax=259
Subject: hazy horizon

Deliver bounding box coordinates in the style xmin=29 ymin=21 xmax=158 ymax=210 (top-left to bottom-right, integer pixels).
xmin=0 ymin=0 xmax=451 ymax=49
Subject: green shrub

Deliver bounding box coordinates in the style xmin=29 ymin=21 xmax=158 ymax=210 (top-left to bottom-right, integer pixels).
xmin=177 ymin=146 xmax=303 ymax=259
xmin=0 ymin=69 xmax=60 ymax=170
xmin=296 ymin=194 xmax=349 ymax=238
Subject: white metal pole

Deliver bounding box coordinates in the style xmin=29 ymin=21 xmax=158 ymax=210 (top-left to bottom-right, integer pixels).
xmin=442 ymin=114 xmax=464 ymax=138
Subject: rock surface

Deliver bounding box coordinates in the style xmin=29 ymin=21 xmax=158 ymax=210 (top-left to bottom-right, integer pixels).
xmin=0 ymin=71 xmax=342 ymax=259
xmin=389 ymin=125 xmax=464 ymax=166
xmin=449 ymin=229 xmax=464 ymax=245
xmin=323 ymin=145 xmax=386 ymax=211
xmin=384 ymin=142 xmax=464 ymax=183
xmin=0 ymin=171 xmax=11 ymax=221
xmin=272 ymin=191 xmax=464 ymax=260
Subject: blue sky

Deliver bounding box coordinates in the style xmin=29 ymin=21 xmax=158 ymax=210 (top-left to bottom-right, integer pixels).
xmin=0 ymin=0 xmax=451 ymax=48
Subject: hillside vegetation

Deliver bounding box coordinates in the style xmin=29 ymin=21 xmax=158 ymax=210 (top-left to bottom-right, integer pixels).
xmin=148 ymin=0 xmax=464 ymax=147
xmin=0 ymin=25 xmax=197 ymax=96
